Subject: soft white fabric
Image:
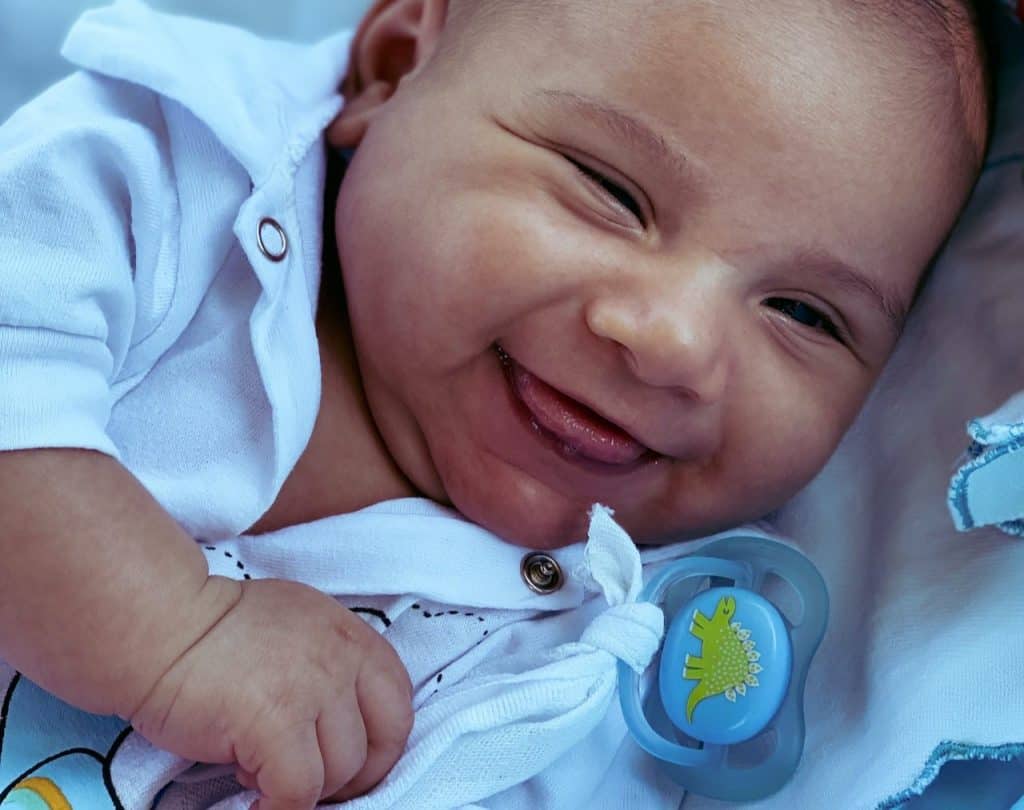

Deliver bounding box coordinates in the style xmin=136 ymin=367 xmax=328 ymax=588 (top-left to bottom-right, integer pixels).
xmin=0 ymin=0 xmax=373 ymax=123
xmin=0 ymin=0 xmax=350 ymax=540
xmin=99 ymin=501 xmax=703 ymax=810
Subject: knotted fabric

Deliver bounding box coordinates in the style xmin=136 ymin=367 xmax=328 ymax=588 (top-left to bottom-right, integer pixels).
xmin=338 ymin=505 xmax=665 ymax=810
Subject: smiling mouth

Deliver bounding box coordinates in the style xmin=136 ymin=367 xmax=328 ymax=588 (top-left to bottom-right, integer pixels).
xmin=495 ymin=344 xmax=653 ymax=466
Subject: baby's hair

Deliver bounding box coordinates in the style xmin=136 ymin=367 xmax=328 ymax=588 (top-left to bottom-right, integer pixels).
xmin=851 ymin=0 xmax=995 ymax=165
xmin=863 ymin=0 xmax=997 ymax=301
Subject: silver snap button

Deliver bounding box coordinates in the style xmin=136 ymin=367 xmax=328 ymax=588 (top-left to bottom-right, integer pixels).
xmin=257 ymin=217 xmax=288 ymax=262
xmin=521 ymin=552 xmax=563 ymax=595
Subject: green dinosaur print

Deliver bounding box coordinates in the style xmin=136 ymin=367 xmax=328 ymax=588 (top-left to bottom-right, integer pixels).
xmin=682 ymin=595 xmax=764 ymax=722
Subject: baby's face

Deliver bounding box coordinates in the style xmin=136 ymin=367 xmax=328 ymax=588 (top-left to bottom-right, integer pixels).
xmin=331 ymin=0 xmax=974 ymax=548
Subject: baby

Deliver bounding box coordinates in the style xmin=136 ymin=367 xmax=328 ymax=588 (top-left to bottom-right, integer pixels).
xmin=0 ymin=0 xmax=993 ymax=807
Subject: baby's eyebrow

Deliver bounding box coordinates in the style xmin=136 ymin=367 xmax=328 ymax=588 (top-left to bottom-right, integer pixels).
xmin=531 ymin=89 xmax=695 ymax=183
xmin=792 ymin=250 xmax=910 ymax=338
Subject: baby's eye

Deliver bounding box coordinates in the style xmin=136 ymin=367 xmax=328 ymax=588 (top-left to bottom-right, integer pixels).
xmin=564 ymin=156 xmax=645 ymax=224
xmin=765 ymin=297 xmax=841 ymax=340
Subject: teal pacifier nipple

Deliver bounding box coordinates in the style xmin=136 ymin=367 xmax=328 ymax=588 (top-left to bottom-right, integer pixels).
xmin=618 ymin=535 xmax=828 ymax=803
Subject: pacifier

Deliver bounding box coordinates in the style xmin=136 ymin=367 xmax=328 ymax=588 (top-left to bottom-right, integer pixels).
xmin=618 ymin=535 xmax=828 ymax=803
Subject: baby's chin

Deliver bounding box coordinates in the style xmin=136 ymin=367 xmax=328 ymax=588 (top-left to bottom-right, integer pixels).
xmin=450 ymin=476 xmax=783 ymax=550
xmin=448 ymin=484 xmax=598 ymax=550
xmin=446 ymin=485 xmax=677 ymax=550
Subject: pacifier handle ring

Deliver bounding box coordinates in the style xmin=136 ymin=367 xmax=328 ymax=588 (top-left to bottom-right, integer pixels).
xmin=644 ymin=556 xmax=754 ymax=602
xmin=617 ymin=658 xmax=725 ymax=768
xmin=619 ymin=556 xmax=750 ymax=767
xmin=698 ymin=536 xmax=829 ymax=651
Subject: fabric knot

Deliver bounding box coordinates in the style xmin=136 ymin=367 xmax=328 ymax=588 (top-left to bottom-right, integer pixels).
xmin=579 ymin=504 xmax=644 ymax=604
xmin=580 ymin=601 xmax=665 ymax=673
xmin=575 ymin=505 xmax=666 ymax=672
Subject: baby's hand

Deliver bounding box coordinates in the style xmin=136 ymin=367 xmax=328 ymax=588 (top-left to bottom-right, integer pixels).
xmin=131 ymin=578 xmax=413 ymax=810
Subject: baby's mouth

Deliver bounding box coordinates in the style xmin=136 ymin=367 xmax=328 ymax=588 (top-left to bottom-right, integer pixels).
xmin=495 ymin=344 xmax=651 ymax=466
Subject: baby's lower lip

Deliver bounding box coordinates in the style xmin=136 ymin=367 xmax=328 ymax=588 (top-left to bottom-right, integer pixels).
xmin=498 ymin=348 xmax=650 ymax=466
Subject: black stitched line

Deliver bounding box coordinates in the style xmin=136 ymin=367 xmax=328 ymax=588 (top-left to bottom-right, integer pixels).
xmin=0 ymin=672 xmax=19 ymax=760
xmin=101 ymin=726 xmax=133 ymax=810
xmin=349 ymin=607 xmax=392 ymax=628
xmin=412 ymin=604 xmax=487 ymax=622
xmin=201 ymin=546 xmax=253 ymax=580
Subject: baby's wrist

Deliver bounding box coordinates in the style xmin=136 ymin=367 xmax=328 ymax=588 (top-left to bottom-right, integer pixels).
xmin=116 ymin=574 xmax=244 ymax=721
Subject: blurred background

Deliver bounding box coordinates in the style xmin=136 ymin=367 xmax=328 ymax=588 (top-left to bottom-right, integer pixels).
xmin=0 ymin=0 xmax=375 ymax=122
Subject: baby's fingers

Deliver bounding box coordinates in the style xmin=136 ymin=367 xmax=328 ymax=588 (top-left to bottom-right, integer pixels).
xmin=251 ymin=722 xmax=323 ymax=810
xmin=317 ymin=698 xmax=369 ymax=799
xmin=328 ymin=665 xmax=413 ymax=802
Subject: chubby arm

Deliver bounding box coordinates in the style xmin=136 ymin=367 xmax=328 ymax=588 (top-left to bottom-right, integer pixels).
xmin=0 ymin=447 xmax=240 ymax=719
xmin=0 ymin=448 xmax=413 ymax=810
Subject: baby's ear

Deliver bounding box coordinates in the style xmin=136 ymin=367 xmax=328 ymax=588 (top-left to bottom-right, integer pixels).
xmin=328 ymin=0 xmax=448 ymax=148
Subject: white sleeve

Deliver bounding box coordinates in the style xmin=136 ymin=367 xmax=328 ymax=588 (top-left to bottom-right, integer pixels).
xmin=0 ymin=70 xmax=173 ymax=457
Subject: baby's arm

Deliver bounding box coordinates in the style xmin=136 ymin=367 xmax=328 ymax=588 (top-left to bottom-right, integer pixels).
xmin=0 ymin=448 xmax=413 ymax=809
xmin=0 ymin=448 xmax=232 ymax=716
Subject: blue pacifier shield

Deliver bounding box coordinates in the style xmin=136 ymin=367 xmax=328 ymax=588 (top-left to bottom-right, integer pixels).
xmin=659 ymin=587 xmax=792 ymax=745
xmin=618 ymin=535 xmax=829 ymax=803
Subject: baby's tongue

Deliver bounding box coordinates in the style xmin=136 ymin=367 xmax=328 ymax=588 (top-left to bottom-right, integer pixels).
xmin=509 ymin=363 xmax=648 ymax=465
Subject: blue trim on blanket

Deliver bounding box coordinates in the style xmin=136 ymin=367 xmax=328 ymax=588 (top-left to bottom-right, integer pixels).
xmin=969 ymin=418 xmax=1024 ymax=445
xmin=947 ymin=436 xmax=1024 ymax=533
xmin=875 ymin=742 xmax=1024 ymax=810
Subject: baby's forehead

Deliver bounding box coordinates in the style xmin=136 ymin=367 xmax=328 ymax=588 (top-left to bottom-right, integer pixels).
xmin=456 ymin=2 xmax=986 ymax=121
xmin=449 ymin=0 xmax=988 ymax=177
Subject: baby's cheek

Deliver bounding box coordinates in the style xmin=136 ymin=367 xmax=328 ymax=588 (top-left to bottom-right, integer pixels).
xmin=740 ymin=385 xmax=852 ymax=494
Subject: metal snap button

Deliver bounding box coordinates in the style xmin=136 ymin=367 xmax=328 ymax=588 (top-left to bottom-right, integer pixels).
xmin=521 ymin=552 xmax=564 ymax=595
xmin=257 ymin=217 xmax=288 ymax=262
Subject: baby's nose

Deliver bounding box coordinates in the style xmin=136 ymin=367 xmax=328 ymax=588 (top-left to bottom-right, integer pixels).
xmin=585 ymin=274 xmax=730 ymax=402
